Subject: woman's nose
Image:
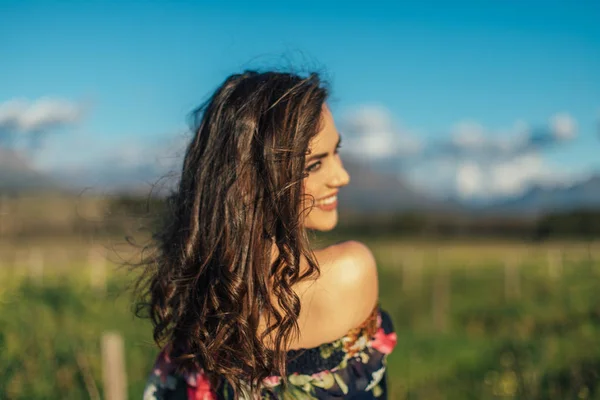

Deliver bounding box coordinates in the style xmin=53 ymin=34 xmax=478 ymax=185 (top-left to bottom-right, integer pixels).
xmin=330 ymin=158 xmax=350 ymax=187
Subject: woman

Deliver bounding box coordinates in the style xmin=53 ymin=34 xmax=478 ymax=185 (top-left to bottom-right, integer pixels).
xmin=137 ymin=70 xmax=397 ymax=399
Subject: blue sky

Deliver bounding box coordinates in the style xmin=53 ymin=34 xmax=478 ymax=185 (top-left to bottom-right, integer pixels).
xmin=1 ymin=0 xmax=599 ymax=198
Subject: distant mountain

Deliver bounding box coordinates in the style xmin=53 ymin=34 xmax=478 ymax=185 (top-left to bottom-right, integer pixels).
xmin=0 ymin=147 xmax=60 ymax=193
xmin=482 ymin=174 xmax=600 ymax=216
xmin=338 ymin=158 xmax=460 ymax=213
xmin=0 ymin=150 xmax=461 ymax=212
xmin=4 ymin=146 xmax=598 ymax=218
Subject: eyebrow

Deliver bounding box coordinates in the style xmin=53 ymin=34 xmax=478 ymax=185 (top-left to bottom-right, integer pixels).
xmin=306 ymin=136 xmax=342 ymax=162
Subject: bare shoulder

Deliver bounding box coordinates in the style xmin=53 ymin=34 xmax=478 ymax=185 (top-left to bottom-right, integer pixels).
xmin=318 ymin=240 xmax=379 ymax=316
xmin=259 ymin=240 xmax=379 ymax=351
xmin=328 ymin=240 xmax=377 ymax=279
xmin=290 ymin=240 xmax=379 ymax=348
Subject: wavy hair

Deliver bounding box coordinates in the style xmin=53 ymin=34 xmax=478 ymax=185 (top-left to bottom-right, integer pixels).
xmin=133 ymin=70 xmax=329 ymax=398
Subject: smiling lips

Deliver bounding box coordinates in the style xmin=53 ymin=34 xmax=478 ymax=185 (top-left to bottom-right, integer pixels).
xmin=315 ymin=193 xmax=338 ymax=211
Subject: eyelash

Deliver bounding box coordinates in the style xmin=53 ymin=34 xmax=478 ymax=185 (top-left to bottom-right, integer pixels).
xmin=306 ymin=161 xmax=321 ymax=173
xmin=305 ymin=143 xmax=342 ymax=173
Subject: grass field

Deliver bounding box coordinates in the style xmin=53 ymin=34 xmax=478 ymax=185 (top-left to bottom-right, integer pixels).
xmin=1 ymin=237 xmax=599 ymax=399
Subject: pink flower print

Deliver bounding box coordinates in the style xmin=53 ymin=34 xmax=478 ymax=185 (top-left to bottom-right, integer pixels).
xmin=186 ymin=371 xmax=216 ymax=400
xmin=263 ymin=375 xmax=281 ymax=387
xmin=371 ymin=328 xmax=397 ymax=354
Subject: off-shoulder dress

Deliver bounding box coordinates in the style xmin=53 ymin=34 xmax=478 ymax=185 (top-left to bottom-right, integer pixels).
xmin=143 ymin=304 xmax=397 ymax=399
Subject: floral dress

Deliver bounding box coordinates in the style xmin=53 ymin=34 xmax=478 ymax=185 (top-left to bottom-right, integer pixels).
xmin=143 ymin=304 xmax=397 ymax=399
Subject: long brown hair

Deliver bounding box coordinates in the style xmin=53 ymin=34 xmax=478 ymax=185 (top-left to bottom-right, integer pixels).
xmin=133 ymin=70 xmax=329 ymax=397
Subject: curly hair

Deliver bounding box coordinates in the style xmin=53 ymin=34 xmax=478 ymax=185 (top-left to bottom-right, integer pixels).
xmin=133 ymin=70 xmax=330 ymax=398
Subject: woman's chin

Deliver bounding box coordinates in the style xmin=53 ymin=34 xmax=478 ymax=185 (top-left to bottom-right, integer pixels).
xmin=319 ymin=223 xmax=337 ymax=232
xmin=305 ymin=211 xmax=338 ymax=232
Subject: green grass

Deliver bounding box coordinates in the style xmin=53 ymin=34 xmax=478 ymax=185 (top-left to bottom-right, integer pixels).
xmin=1 ymin=239 xmax=600 ymax=399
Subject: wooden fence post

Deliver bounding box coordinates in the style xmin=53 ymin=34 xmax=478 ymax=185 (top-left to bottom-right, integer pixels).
xmin=102 ymin=332 xmax=127 ymax=400
xmin=76 ymin=350 xmax=101 ymax=400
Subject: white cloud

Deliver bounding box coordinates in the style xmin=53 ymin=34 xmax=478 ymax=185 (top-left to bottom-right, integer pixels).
xmin=489 ymin=154 xmax=545 ymax=196
xmin=407 ymin=115 xmax=581 ymax=199
xmin=340 ymin=108 xmax=581 ymax=200
xmin=448 ymin=119 xmax=532 ymax=158
xmin=437 ymin=154 xmax=574 ymax=199
xmin=456 ymin=161 xmax=483 ymax=198
xmin=445 ymin=114 xmax=578 ymax=162
xmin=451 ymin=121 xmax=487 ymax=149
xmin=550 ymin=112 xmax=577 ymax=140
xmin=0 ymin=98 xmax=84 ymax=132
xmin=340 ymin=105 xmax=422 ymax=159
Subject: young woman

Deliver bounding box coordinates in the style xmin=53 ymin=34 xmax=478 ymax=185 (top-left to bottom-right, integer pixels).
xmin=137 ymin=71 xmax=397 ymax=399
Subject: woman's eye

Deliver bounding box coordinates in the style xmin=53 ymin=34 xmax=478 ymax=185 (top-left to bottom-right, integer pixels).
xmin=306 ymin=161 xmax=321 ymax=173
xmin=334 ymin=143 xmax=342 ymax=154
